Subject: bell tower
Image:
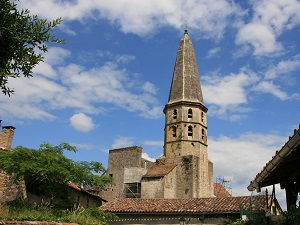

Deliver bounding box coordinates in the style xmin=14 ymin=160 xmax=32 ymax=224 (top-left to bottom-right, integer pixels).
xmin=163 ymin=29 xmax=212 ymax=197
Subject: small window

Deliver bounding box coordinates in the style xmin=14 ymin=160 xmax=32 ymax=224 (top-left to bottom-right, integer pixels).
xmin=173 ymin=109 xmax=177 ymax=119
xmin=201 ymin=112 xmax=204 ymax=122
xmin=188 ymin=108 xmax=193 ymax=118
xmin=172 ymin=126 xmax=177 ymax=137
xmin=202 ymin=129 xmax=205 ymax=140
xmin=188 ymin=126 xmax=193 ymax=137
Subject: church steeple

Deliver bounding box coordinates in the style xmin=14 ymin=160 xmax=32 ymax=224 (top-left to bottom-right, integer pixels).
xmin=167 ymin=30 xmax=204 ymax=106
xmin=163 ymin=30 xmax=212 ymax=198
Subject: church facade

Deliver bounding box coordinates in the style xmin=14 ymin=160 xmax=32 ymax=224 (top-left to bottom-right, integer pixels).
xmin=102 ymin=30 xmax=214 ymax=201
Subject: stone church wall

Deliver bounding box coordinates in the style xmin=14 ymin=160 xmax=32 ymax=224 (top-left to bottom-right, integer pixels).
xmin=162 ymin=167 xmax=177 ymax=198
xmin=141 ymin=177 xmax=164 ymax=198
xmin=176 ymin=155 xmax=200 ymax=198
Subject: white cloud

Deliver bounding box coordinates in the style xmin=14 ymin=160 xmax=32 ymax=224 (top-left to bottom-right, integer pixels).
xmin=252 ymin=81 xmax=289 ymax=100
xmin=251 ymin=0 xmax=300 ymax=35
xmin=116 ymin=54 xmax=136 ymax=64
xmin=18 ymin=0 xmax=243 ymax=39
xmin=112 ymin=136 xmax=135 ymax=149
xmin=143 ymin=140 xmax=164 ymax=147
xmin=142 ymin=82 xmax=158 ymax=95
xmin=235 ymin=0 xmax=300 ymax=56
xmin=265 ymin=55 xmax=300 ymax=80
xmin=236 ymin=22 xmax=283 ymax=56
xmin=0 ymin=47 xmax=162 ymax=120
xmin=201 ymin=60 xmax=300 ymax=120
xmin=202 ymin=68 xmax=259 ymax=120
xmin=142 ymin=152 xmax=156 ymax=162
xmin=0 ymin=75 xmax=65 ymax=120
xmin=204 ymin=68 xmax=261 ymax=106
xmin=206 ymin=47 xmax=221 ymax=58
xmin=69 ymin=113 xmax=95 ymax=132
xmin=33 ymin=47 xmax=71 ymax=79
xmin=209 ymin=132 xmax=287 ymax=195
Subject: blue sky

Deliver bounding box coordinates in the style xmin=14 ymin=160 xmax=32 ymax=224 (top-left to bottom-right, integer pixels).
xmin=1 ymin=0 xmax=300 ymax=208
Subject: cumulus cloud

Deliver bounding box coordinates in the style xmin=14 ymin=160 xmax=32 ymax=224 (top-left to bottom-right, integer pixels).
xmin=202 ymin=68 xmax=259 ymax=120
xmin=142 ymin=152 xmax=156 ymax=162
xmin=209 ymin=132 xmax=287 ymax=195
xmin=111 ymin=136 xmax=135 ymax=149
xmin=251 ymin=0 xmax=300 ymax=34
xmin=235 ymin=22 xmax=283 ymax=56
xmin=143 ymin=140 xmax=164 ymax=147
xmin=33 ymin=47 xmax=71 ymax=79
xmin=265 ymin=55 xmax=300 ymax=80
xmin=142 ymin=82 xmax=158 ymax=95
xmin=201 ymin=62 xmax=299 ymax=120
xmin=0 ymin=47 xmax=162 ymax=120
xmin=252 ymin=81 xmax=289 ymax=100
xmin=206 ymin=47 xmax=221 ymax=58
xmin=235 ymin=0 xmax=300 ymax=56
xmin=18 ymin=0 xmax=243 ymax=39
xmin=70 ymin=113 xmax=95 ymax=132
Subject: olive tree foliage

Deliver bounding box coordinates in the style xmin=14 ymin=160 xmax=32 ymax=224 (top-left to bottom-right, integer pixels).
xmin=0 ymin=143 xmax=112 ymax=204
xmin=0 ymin=0 xmax=63 ymax=96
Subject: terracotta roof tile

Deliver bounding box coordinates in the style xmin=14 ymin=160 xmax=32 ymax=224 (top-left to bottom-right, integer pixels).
xmin=101 ymin=195 xmax=269 ymax=214
xmin=66 ymin=182 xmax=106 ymax=201
xmin=142 ymin=164 xmax=176 ymax=178
xmin=214 ymin=182 xmax=231 ymax=198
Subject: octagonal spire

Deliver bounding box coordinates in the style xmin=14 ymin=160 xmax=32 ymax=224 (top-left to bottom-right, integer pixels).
xmin=167 ymin=31 xmax=204 ymax=105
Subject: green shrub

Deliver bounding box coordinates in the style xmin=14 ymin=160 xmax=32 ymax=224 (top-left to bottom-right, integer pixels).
xmin=0 ymin=200 xmax=115 ymax=225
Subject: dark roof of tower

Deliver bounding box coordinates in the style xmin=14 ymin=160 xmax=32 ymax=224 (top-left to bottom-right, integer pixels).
xmin=142 ymin=164 xmax=176 ymax=178
xmin=167 ymin=31 xmax=204 ymax=105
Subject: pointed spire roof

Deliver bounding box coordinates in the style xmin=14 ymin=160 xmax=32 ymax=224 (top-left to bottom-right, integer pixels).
xmin=167 ymin=30 xmax=204 ymax=106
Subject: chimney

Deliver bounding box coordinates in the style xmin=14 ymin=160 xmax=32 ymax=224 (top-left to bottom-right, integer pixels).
xmin=0 ymin=126 xmax=16 ymax=150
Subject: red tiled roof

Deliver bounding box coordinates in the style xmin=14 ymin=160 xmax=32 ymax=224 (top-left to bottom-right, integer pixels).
xmin=214 ymin=182 xmax=231 ymax=198
xmin=142 ymin=164 xmax=176 ymax=178
xmin=66 ymin=182 xmax=106 ymax=202
xmin=101 ymin=195 xmax=270 ymax=214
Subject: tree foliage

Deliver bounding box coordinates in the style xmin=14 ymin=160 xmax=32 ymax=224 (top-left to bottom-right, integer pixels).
xmin=0 ymin=143 xmax=112 ymax=204
xmin=0 ymin=0 xmax=63 ymax=96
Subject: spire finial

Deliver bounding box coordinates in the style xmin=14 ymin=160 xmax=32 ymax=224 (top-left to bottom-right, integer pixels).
xmin=184 ymin=20 xmax=188 ymax=34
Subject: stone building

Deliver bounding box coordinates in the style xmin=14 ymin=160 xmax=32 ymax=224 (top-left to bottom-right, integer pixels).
xmin=0 ymin=122 xmax=27 ymax=202
xmin=0 ymin=120 xmax=106 ymax=207
xmin=102 ymin=30 xmax=214 ymax=201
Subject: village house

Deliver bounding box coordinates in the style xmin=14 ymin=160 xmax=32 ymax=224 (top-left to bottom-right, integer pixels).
xmin=0 ymin=121 xmax=106 ymax=208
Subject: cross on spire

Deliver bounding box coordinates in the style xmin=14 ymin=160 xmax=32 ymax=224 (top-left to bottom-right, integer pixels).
xmin=184 ymin=21 xmax=188 ymax=34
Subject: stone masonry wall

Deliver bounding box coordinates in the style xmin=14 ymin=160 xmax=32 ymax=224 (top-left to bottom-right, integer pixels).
xmin=0 ymin=125 xmax=27 ymax=203
xmin=141 ymin=177 xmax=164 ymax=199
xmin=103 ymin=146 xmax=143 ymax=201
xmin=0 ymin=126 xmax=15 ymax=150
xmin=0 ymin=170 xmax=26 ymax=202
